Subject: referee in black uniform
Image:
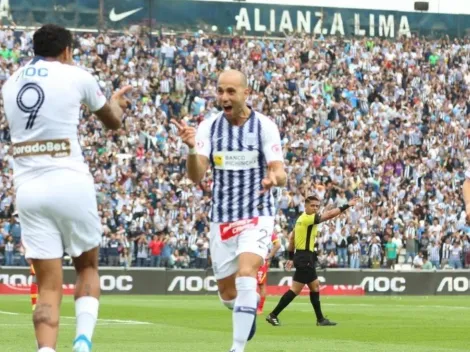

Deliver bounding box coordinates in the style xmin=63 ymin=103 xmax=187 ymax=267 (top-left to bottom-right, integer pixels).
xmin=266 ymin=194 xmax=358 ymax=327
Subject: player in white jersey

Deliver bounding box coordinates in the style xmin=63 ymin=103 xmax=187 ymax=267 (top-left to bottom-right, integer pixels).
xmin=464 ymin=168 xmax=470 ymax=223
xmin=2 ymin=24 xmax=130 ymax=352
xmin=173 ymin=69 xmax=287 ymax=352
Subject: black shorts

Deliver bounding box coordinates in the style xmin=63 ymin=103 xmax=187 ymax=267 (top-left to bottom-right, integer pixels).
xmin=293 ymin=251 xmax=318 ymax=284
xmin=293 ymin=266 xmax=318 ymax=284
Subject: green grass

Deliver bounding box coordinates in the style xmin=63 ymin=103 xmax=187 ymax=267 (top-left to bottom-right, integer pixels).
xmin=1 ymin=295 xmax=469 ymax=351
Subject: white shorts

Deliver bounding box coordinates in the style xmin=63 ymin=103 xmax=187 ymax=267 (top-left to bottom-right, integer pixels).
xmin=209 ymin=216 xmax=274 ymax=280
xmin=16 ymin=169 xmax=102 ymax=260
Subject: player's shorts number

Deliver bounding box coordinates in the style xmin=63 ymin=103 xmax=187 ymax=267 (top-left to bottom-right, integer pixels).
xmin=16 ymin=83 xmax=45 ymax=130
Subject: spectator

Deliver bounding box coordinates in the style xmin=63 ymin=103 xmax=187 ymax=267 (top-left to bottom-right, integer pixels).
xmin=422 ymin=256 xmax=433 ymax=270
xmin=4 ymin=234 xmax=13 ymax=265
xmin=349 ymin=238 xmax=360 ymax=269
xmin=449 ymin=242 xmax=463 ymax=269
xmin=385 ymin=238 xmax=398 ymax=269
xmin=107 ymin=234 xmax=121 ymax=267
xmin=135 ymin=235 xmax=149 ymax=267
xmin=413 ymin=251 xmax=424 ymax=269
xmin=327 ymin=251 xmax=338 ymax=268
xmin=148 ymin=234 xmax=164 ymax=267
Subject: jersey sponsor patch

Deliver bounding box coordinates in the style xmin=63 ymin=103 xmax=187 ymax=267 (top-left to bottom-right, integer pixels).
xmin=219 ymin=217 xmax=259 ymax=240
xmin=213 ymin=151 xmax=259 ymax=170
xmin=12 ymin=139 xmax=71 ymax=158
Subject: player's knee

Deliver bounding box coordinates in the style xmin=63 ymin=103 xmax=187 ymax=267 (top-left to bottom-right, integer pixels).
xmin=237 ymin=264 xmax=259 ymax=278
xmin=310 ymin=280 xmax=320 ymax=292
xmin=237 ymin=252 xmax=262 ymax=278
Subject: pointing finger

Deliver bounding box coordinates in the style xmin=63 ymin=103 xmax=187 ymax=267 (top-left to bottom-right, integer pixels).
xmin=170 ymin=119 xmax=183 ymax=131
xmin=116 ymin=85 xmax=132 ymax=97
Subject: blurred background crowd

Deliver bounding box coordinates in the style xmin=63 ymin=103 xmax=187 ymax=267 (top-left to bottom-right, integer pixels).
xmin=0 ymin=26 xmax=469 ymax=270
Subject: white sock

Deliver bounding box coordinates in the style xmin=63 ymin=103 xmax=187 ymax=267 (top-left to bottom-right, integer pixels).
xmin=218 ymin=291 xmax=235 ymax=310
xmin=75 ymin=296 xmax=99 ymax=342
xmin=38 ymin=348 xmax=55 ymax=352
xmin=231 ymin=277 xmax=257 ymax=352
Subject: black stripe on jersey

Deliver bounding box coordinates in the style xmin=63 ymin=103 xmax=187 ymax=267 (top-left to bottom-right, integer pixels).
xmin=227 ymin=118 xmax=235 ymax=221
xmin=237 ymin=124 xmax=245 ymax=221
xmin=247 ymin=115 xmax=256 ymax=217
xmin=209 ymin=118 xmax=217 ymax=165
xmin=215 ymin=117 xmax=225 ymax=221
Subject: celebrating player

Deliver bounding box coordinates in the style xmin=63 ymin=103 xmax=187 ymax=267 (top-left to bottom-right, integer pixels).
xmin=266 ymin=195 xmax=358 ymax=327
xmin=2 ymin=24 xmax=130 ymax=352
xmin=257 ymin=232 xmax=281 ymax=315
xmin=173 ymin=69 xmax=287 ymax=352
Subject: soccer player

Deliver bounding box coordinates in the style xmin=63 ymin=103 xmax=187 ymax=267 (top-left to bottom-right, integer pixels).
xmin=30 ymin=261 xmax=38 ymax=311
xmin=257 ymin=232 xmax=281 ymax=314
xmin=172 ymin=69 xmax=286 ymax=352
xmin=266 ymin=195 xmax=358 ymax=327
xmin=2 ymin=24 xmax=130 ymax=352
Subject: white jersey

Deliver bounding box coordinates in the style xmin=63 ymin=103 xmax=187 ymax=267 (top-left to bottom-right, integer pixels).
xmin=196 ymin=110 xmax=284 ymax=223
xmin=2 ymin=57 xmax=106 ymax=187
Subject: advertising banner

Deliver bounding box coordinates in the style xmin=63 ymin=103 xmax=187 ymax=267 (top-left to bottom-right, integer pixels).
xmin=3 ymin=0 xmax=470 ymax=38
xmin=1 ymin=267 xmax=470 ymax=296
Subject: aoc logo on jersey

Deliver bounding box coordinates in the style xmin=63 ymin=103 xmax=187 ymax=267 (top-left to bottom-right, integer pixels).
xmin=13 ymin=139 xmax=71 ymax=158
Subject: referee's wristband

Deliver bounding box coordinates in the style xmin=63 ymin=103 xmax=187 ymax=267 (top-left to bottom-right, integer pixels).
xmin=188 ymin=147 xmax=197 ymax=155
xmin=288 ymin=251 xmax=294 ymax=260
xmin=339 ymin=204 xmax=351 ymax=212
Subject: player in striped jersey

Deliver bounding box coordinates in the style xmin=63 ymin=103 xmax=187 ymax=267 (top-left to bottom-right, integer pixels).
xmin=173 ymin=69 xmax=286 ymax=352
xmin=257 ymin=232 xmax=281 ymax=315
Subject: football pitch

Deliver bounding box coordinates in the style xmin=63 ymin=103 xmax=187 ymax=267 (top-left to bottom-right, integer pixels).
xmin=1 ymin=295 xmax=469 ymax=352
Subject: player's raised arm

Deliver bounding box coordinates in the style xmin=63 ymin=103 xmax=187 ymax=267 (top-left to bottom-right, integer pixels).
xmin=318 ymin=197 xmax=358 ymax=223
xmin=171 ymin=119 xmax=209 ymax=184
xmin=93 ymin=85 xmax=132 ymax=130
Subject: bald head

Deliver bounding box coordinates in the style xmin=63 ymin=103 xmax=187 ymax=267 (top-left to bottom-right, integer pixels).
xmin=218 ymin=69 xmax=247 ymax=88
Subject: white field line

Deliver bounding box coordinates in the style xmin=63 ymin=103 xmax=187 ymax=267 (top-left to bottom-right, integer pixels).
xmin=0 ymin=310 xmax=153 ymax=325
xmin=117 ymin=298 xmax=470 ymax=311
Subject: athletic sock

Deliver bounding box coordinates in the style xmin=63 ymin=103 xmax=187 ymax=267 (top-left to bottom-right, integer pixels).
xmin=231 ymin=277 xmax=257 ymax=352
xmin=38 ymin=348 xmax=55 ymax=352
xmin=75 ymin=296 xmax=99 ymax=342
xmin=258 ymin=296 xmax=266 ymax=311
xmin=31 ymin=282 xmax=38 ymax=310
xmin=271 ymin=289 xmax=296 ymax=317
xmin=309 ymin=291 xmax=324 ymax=321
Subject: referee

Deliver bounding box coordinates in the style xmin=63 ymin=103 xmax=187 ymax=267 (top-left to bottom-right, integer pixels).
xmin=266 ymin=194 xmax=358 ymax=327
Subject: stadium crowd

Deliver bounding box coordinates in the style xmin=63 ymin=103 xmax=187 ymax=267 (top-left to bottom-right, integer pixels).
xmin=0 ymin=27 xmax=469 ymax=271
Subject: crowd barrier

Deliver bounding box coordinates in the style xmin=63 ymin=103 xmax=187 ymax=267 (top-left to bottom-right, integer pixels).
xmin=1 ymin=267 xmax=470 ymax=296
